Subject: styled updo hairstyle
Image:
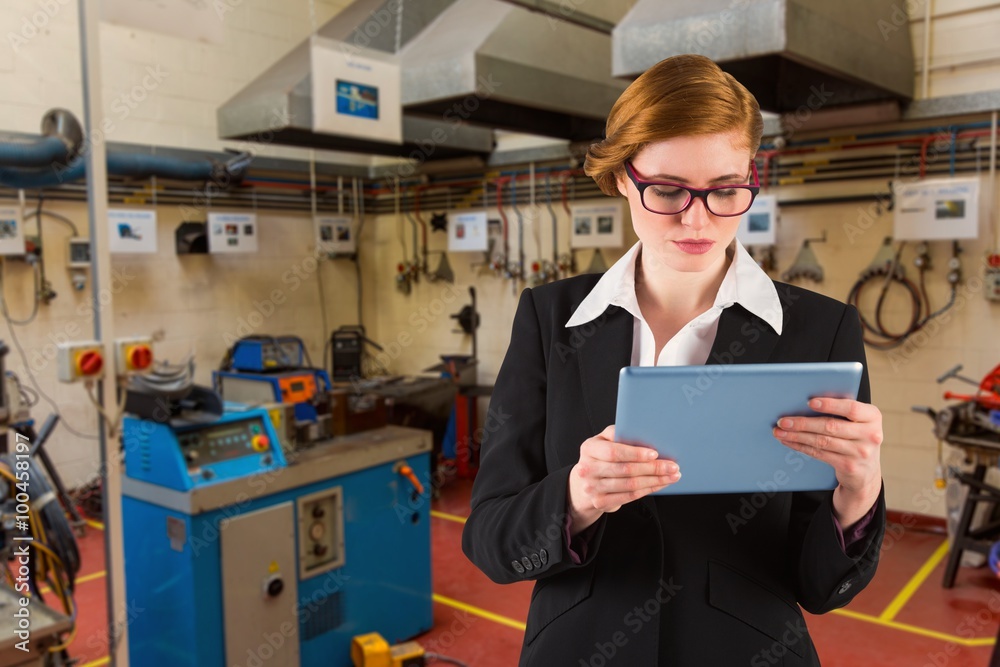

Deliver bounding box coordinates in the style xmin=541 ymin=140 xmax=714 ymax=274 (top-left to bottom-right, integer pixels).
xmin=584 ymin=54 xmax=763 ymax=197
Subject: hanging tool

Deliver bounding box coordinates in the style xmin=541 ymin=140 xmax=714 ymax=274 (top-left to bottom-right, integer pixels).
xmin=847 ymin=238 xmax=961 ymax=350
xmin=427 ymin=251 xmax=455 ymax=284
xmin=430 ymin=212 xmax=447 ymax=233
xmin=781 ymin=231 xmax=826 ymax=282
xmin=586 ymin=249 xmax=608 ymax=274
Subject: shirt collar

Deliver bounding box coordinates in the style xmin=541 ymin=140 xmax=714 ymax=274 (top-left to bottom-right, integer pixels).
xmin=565 ymin=238 xmax=783 ymax=336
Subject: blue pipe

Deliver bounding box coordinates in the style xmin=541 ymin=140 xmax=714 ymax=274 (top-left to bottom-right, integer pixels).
xmin=0 ymin=136 xmax=71 ymax=168
xmin=0 ymin=150 xmax=252 ymax=188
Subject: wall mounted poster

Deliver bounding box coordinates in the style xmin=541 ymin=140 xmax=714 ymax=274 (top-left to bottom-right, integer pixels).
xmin=0 ymin=206 xmax=25 ymax=256
xmin=108 ymin=209 xmax=157 ymax=254
xmin=570 ymin=201 xmax=623 ymax=249
xmin=208 ymin=212 xmax=258 ymax=254
xmin=737 ymin=194 xmax=777 ymax=246
xmin=448 ymin=211 xmax=488 ymax=252
xmin=893 ymin=177 xmax=980 ymax=241
xmin=316 ymin=216 xmax=357 ymax=254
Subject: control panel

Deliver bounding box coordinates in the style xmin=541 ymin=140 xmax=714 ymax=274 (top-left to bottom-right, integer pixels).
xmin=177 ymin=416 xmax=272 ymax=470
xmin=231 ymin=337 xmax=304 ymax=371
xmin=297 ymin=487 xmax=345 ymax=579
xmin=56 ymin=341 xmax=105 ymax=382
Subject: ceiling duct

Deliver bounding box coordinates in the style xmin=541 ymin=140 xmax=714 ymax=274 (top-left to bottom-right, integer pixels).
xmin=217 ymin=0 xmax=494 ymax=160
xmin=398 ymin=0 xmax=628 ymax=141
xmin=613 ymin=0 xmax=915 ymax=115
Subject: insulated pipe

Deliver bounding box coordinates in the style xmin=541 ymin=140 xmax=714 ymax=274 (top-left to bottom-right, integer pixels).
xmin=414 ymin=185 xmax=430 ymax=273
xmin=0 ymin=109 xmax=83 ymax=167
xmin=0 ymin=149 xmax=252 ymax=188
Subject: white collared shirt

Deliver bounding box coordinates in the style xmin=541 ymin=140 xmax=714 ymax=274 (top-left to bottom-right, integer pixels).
xmin=565 ymin=239 xmax=783 ymax=366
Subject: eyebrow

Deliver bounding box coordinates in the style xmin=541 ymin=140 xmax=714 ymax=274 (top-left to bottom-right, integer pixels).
xmin=645 ymin=173 xmax=746 ymax=184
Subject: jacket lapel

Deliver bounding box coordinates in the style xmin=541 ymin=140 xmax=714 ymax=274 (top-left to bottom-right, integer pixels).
xmin=575 ymin=305 xmax=634 ymax=435
xmin=704 ymin=302 xmax=780 ymax=366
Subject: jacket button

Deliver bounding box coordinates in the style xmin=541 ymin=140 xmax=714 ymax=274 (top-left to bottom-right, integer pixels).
xmin=838 ymin=581 xmax=852 ymax=594
xmin=521 ymin=556 xmax=534 ymax=571
xmin=512 ymin=560 xmax=525 ymax=574
xmin=539 ymin=548 xmax=548 ymax=565
xmin=530 ymin=553 xmax=542 ymax=569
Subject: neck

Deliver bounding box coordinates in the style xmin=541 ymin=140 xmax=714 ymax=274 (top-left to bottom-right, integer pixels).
xmin=635 ymin=242 xmax=734 ymax=317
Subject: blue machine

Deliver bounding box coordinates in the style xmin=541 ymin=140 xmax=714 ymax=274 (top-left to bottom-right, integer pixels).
xmin=121 ymin=404 xmax=433 ymax=666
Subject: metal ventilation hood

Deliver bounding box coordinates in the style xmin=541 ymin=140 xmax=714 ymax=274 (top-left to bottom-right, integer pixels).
xmin=217 ymin=0 xmax=494 ymax=160
xmin=613 ymin=0 xmax=915 ymax=113
xmin=399 ymin=0 xmax=628 ymax=141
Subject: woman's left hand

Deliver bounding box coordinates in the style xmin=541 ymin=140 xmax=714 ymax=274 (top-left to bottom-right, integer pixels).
xmin=772 ymin=397 xmax=883 ymax=526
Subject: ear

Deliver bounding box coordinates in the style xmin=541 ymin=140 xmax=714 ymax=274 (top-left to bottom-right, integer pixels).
xmin=615 ymin=168 xmax=629 ymax=198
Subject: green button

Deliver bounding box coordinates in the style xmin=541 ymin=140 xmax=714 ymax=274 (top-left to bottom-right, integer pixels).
xmin=251 ymin=424 xmax=261 ymax=434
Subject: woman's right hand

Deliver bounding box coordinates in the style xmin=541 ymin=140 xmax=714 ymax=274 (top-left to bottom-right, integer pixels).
xmin=567 ymin=425 xmax=681 ymax=534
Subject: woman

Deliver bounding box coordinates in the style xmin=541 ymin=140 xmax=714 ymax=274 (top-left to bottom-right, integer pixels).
xmin=462 ymin=54 xmax=885 ymax=666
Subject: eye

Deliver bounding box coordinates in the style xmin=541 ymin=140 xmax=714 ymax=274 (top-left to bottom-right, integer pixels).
xmin=650 ymin=186 xmax=687 ymax=199
xmin=712 ymin=188 xmax=740 ymax=198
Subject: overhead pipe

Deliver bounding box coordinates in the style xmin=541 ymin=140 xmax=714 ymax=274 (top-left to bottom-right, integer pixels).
xmin=0 ymin=149 xmax=252 ymax=189
xmin=0 ymin=109 xmax=82 ymax=167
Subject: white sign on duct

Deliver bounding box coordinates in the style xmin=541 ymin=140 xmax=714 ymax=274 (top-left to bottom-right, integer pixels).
xmin=893 ymin=177 xmax=980 ymax=241
xmin=0 ymin=206 xmax=25 ymax=256
xmin=448 ymin=211 xmax=488 ymax=252
xmin=310 ymin=37 xmax=402 ymax=144
xmin=208 ymin=212 xmax=258 ymax=254
xmin=570 ymin=202 xmax=624 ymax=249
xmin=101 ymin=0 xmax=224 ymax=45
xmin=108 ymin=209 xmax=157 ymax=254
xmin=737 ymin=194 xmax=777 ymax=246
xmin=316 ymin=216 xmax=357 ymax=255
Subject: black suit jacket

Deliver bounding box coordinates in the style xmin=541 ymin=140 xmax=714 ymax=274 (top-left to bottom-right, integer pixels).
xmin=462 ymin=273 xmax=886 ymax=666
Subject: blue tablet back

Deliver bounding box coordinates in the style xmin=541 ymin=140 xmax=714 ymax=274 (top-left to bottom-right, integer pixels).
xmin=615 ymin=362 xmax=863 ymax=495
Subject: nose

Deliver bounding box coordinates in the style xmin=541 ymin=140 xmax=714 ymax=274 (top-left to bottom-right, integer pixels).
xmin=679 ymin=194 xmax=711 ymax=230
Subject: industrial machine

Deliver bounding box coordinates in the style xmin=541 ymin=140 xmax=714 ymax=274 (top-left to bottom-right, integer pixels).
xmin=214 ymin=336 xmax=388 ymax=451
xmin=121 ymin=368 xmax=433 ymax=667
xmin=914 ymin=363 xmax=1000 ymax=588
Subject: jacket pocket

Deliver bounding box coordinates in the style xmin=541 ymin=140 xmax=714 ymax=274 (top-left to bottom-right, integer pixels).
xmin=523 ymin=563 xmax=597 ymax=646
xmin=707 ymin=560 xmax=807 ymax=659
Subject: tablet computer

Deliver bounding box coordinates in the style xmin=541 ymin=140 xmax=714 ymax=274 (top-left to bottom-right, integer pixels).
xmin=615 ymin=361 xmax=863 ymax=495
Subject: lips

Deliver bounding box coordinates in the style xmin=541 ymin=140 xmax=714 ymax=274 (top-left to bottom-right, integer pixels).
xmin=673 ymin=239 xmax=715 ymax=255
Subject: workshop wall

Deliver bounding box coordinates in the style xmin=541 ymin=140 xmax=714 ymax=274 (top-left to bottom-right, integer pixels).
xmin=3 ymin=199 xmax=356 ymax=487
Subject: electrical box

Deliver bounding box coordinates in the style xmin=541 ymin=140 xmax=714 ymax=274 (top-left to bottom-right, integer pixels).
xmin=297 ymin=487 xmax=345 ymax=580
xmin=115 ymin=336 xmax=154 ymax=376
xmin=56 ymin=341 xmax=104 ymax=383
xmin=67 ymin=237 xmax=91 ymax=268
xmin=986 ymin=255 xmax=1000 ymax=302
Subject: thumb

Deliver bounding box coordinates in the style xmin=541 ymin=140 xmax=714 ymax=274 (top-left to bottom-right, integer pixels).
xmin=600 ymin=424 xmax=616 ymax=441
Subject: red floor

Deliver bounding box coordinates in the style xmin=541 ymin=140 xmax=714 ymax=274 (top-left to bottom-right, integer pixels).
xmin=69 ymin=481 xmax=1000 ymax=666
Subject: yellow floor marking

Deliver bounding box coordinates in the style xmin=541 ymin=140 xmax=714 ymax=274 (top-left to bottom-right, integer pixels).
xmin=80 ymin=658 xmax=109 ymax=667
xmin=433 ymin=593 xmax=526 ymax=631
xmin=832 ymin=607 xmax=994 ymax=647
xmin=879 ymin=540 xmax=950 ymax=622
xmin=431 ymin=510 xmax=468 ymax=524
xmin=85 ymin=519 xmax=105 ymax=531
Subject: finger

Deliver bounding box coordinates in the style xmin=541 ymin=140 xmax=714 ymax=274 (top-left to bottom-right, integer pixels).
xmin=776 ymin=437 xmax=851 ymax=464
xmin=584 ymin=439 xmax=659 ymax=463
xmin=807 ymin=397 xmax=880 ymax=423
xmin=584 ymin=459 xmax=678 ymax=479
xmin=775 ymin=416 xmax=866 ymax=441
xmin=594 ymin=473 xmax=680 ymax=494
xmin=600 ymin=424 xmax=616 ymax=441
xmin=596 ymin=483 xmax=674 ymax=509
xmin=772 ymin=427 xmax=854 ymax=457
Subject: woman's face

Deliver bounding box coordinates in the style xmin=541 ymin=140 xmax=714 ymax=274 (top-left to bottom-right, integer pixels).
xmin=617 ymin=132 xmax=754 ymax=275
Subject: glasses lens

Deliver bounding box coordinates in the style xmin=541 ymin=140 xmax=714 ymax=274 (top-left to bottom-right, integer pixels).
xmin=706 ymin=188 xmax=754 ymax=216
xmin=642 ymin=185 xmax=691 ymax=215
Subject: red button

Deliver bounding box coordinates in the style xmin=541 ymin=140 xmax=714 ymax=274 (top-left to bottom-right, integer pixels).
xmin=252 ymin=435 xmax=270 ymax=452
xmin=128 ymin=345 xmax=153 ymax=370
xmin=77 ymin=350 xmax=103 ymax=376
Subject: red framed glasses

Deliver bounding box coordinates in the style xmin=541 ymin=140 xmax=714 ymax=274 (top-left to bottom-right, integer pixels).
xmin=624 ymin=161 xmax=760 ymax=217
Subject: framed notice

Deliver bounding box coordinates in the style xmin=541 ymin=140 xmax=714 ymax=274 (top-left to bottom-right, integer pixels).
xmin=448 ymin=211 xmax=488 ymax=252
xmin=0 ymin=206 xmax=25 ymax=256
xmin=737 ymin=194 xmax=777 ymax=246
xmin=316 ymin=216 xmax=357 ymax=254
xmin=208 ymin=213 xmax=258 ymax=254
xmin=109 ymin=209 xmax=157 ymax=254
xmin=311 ymin=36 xmax=402 ymax=144
xmin=894 ymin=177 xmax=980 ymax=241
xmin=570 ymin=201 xmax=623 ymax=249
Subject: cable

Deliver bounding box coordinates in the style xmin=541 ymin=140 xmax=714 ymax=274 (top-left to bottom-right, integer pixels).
xmin=0 ymin=258 xmax=41 ymax=325
xmin=0 ymin=293 xmax=98 ymax=440
xmin=846 ymin=241 xmax=959 ymax=350
xmin=25 ymin=209 xmax=80 ymax=237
